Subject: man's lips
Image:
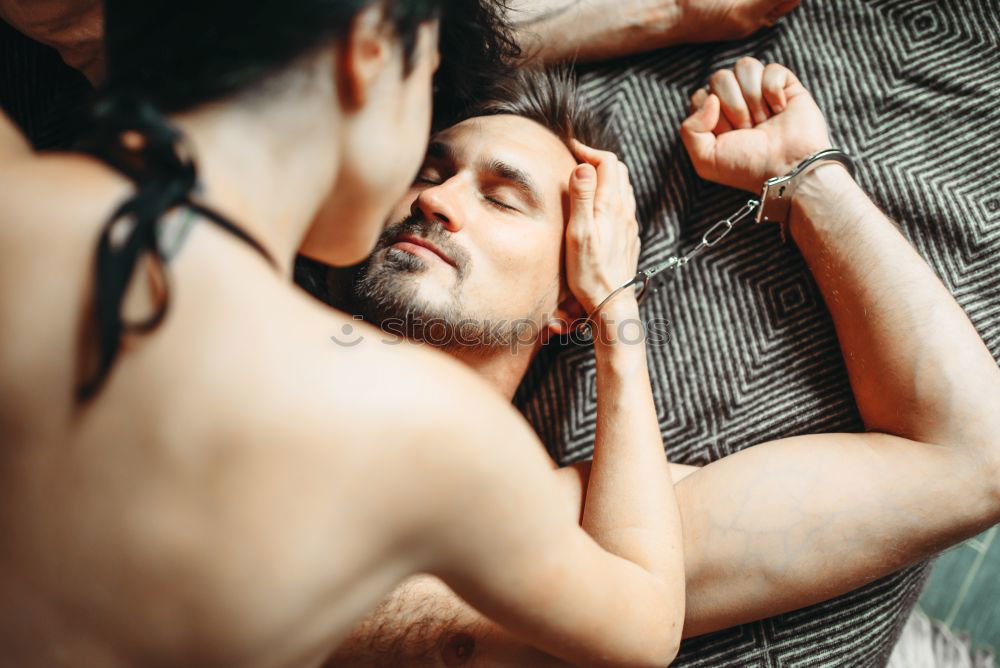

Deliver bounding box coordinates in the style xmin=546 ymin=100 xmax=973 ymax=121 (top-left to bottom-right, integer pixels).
xmin=390 ymin=234 xmax=456 ymax=268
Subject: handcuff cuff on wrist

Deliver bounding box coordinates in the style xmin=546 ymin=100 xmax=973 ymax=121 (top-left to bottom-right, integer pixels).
xmin=580 ymin=148 xmax=856 ymax=339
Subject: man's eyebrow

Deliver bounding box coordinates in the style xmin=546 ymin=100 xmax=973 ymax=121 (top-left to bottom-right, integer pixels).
xmin=478 ymin=158 xmax=544 ymax=211
xmin=425 ymin=140 xmax=456 ymax=163
xmin=427 ymin=140 xmax=544 ymax=211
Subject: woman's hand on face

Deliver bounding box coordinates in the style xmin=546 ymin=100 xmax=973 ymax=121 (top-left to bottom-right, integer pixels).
xmin=565 ymin=139 xmax=641 ymax=316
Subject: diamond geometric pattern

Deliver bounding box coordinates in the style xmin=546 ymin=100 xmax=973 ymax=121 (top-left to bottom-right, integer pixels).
xmin=514 ymin=0 xmax=1000 ymax=663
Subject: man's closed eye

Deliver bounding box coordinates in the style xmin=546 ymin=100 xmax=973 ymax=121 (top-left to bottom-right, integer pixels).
xmin=484 ymin=191 xmax=519 ymax=212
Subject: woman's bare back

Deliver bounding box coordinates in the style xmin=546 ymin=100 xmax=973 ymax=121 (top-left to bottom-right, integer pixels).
xmin=0 ymin=151 xmax=478 ymax=665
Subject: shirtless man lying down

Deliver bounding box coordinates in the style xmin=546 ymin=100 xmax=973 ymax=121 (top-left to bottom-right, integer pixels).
xmin=297 ymin=64 xmax=1000 ymax=665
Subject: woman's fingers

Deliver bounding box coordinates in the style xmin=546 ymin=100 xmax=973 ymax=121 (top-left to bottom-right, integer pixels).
xmin=709 ymin=68 xmax=752 ymax=130
xmin=572 ymin=138 xmax=636 ymax=235
xmin=618 ymin=161 xmax=636 ymax=221
xmin=570 ymin=138 xmax=600 ymax=162
xmin=571 ymin=138 xmax=617 ymax=167
xmin=573 ymin=143 xmax=634 ymax=225
xmin=734 ymin=57 xmax=769 ymax=123
xmin=565 ymin=141 xmax=643 ymax=308
xmin=568 ymin=163 xmax=597 ymax=233
xmin=571 ymin=139 xmax=622 ymax=216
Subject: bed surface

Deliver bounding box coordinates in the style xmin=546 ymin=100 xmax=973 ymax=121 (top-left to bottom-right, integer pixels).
xmin=514 ymin=0 xmax=1000 ymax=663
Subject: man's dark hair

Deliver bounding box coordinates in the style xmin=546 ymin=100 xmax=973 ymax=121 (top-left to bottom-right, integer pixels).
xmin=458 ymin=67 xmax=620 ymax=155
xmin=101 ymin=0 xmax=519 ymax=122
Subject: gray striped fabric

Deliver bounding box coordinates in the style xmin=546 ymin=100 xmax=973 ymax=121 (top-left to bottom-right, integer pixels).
xmin=0 ymin=20 xmax=92 ymax=150
xmin=514 ymin=0 xmax=1000 ymax=664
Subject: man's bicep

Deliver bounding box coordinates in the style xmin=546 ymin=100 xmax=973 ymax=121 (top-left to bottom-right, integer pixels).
xmin=676 ymin=431 xmax=992 ymax=637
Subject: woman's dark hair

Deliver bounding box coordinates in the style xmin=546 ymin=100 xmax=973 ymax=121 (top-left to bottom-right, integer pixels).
xmin=101 ymin=0 xmax=519 ymax=123
xmin=74 ymin=0 xmax=519 ymax=401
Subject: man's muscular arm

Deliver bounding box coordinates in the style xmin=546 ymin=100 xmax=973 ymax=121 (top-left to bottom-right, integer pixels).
xmin=674 ymin=58 xmax=1000 ymax=632
xmin=509 ymin=0 xmax=800 ymax=62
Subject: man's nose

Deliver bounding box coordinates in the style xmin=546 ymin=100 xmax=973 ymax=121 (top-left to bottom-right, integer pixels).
xmin=411 ymin=179 xmax=465 ymax=233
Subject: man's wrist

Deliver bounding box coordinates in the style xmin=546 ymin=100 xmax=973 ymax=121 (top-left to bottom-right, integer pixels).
xmin=795 ymin=162 xmax=855 ymax=197
xmin=787 ymin=163 xmax=862 ymax=239
xmin=642 ymin=0 xmax=687 ymax=49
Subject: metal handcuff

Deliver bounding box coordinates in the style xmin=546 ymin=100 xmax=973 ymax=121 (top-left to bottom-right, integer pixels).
xmin=580 ymin=148 xmax=856 ymax=338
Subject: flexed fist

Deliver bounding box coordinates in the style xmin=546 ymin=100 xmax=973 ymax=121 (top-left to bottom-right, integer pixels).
xmin=680 ymin=58 xmax=831 ymax=193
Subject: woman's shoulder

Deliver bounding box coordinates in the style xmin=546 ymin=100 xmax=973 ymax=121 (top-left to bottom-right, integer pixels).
xmin=0 ymin=149 xmax=132 ymax=246
xmin=223 ymin=287 xmax=528 ymax=461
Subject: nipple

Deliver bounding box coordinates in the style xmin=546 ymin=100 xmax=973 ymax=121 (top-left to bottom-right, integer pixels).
xmin=441 ymin=632 xmax=475 ymax=666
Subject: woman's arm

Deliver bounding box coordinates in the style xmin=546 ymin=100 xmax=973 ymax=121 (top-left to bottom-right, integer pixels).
xmin=565 ymin=142 xmax=686 ymax=600
xmin=326 ymin=464 xmax=698 ymax=667
xmin=410 ymin=376 xmax=684 ymax=667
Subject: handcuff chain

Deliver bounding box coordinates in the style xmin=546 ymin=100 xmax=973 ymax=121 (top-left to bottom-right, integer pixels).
xmin=580 ymin=198 xmax=760 ymax=338
xmin=640 ymin=198 xmax=760 ymax=292
xmin=581 ymin=148 xmax=854 ymax=341
xmin=673 ymin=198 xmax=760 ymax=270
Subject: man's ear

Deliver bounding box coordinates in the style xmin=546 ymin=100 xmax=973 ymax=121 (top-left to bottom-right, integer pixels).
xmin=336 ymin=5 xmax=392 ymax=109
xmin=546 ymin=292 xmax=586 ymax=337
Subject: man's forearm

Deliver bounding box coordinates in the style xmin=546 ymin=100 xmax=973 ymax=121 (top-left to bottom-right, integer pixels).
xmin=508 ymin=0 xmax=684 ymax=62
xmin=508 ymin=0 xmax=798 ymax=62
xmin=790 ymin=165 xmax=1000 ymax=460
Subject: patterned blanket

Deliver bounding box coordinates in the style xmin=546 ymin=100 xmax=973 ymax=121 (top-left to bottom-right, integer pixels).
xmin=514 ymin=0 xmax=1000 ymax=664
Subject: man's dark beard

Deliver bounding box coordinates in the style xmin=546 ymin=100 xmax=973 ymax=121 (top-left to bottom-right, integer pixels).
xmin=351 ymin=215 xmax=534 ymax=352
